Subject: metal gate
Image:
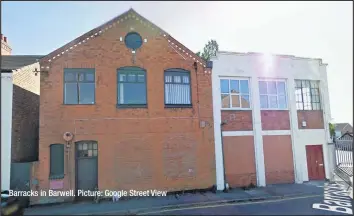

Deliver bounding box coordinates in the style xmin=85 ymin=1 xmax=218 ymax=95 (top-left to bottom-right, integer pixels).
xmin=75 ymin=141 xmax=98 ymax=197
xmin=335 ymin=136 xmax=353 ymax=167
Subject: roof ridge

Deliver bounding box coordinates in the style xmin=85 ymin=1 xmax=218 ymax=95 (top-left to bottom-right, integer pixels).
xmin=40 ymin=8 xmax=206 ymax=67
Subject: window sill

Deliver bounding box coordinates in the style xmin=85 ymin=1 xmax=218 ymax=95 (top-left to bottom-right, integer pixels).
xmin=49 ymin=174 xmax=64 ymax=180
xmin=165 ymin=104 xmax=193 ymax=108
xmin=221 ymin=108 xmax=252 ymax=111
xmin=63 ymin=103 xmax=96 ymax=106
xmin=117 ymin=104 xmax=148 ymax=109
xmin=260 ymin=108 xmax=289 ymax=111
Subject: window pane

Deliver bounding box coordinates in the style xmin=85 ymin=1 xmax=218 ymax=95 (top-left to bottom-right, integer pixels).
xmin=269 ymin=96 xmax=278 ymax=108
xmin=64 ymin=71 xmax=77 ymax=82
xmin=277 ymin=82 xmax=286 ymax=95
xmin=79 ymin=83 xmax=95 ymax=104
xmin=93 ymin=150 xmax=98 ymax=156
xmin=173 ymin=76 xmax=181 ymax=83
xmin=230 ymin=80 xmax=239 ymax=93
xmin=88 ymin=150 xmax=93 ymax=157
xmin=119 ymin=83 xmax=147 ymax=104
xmin=128 ymin=74 xmax=136 ymax=82
xmin=259 ymin=81 xmax=267 ymax=94
xmin=83 ymin=143 xmax=88 ymax=150
xmin=119 ymin=74 xmax=126 ymax=82
xmin=165 ymin=84 xmax=191 ymax=104
xmin=240 ymin=80 xmax=249 ymax=94
xmin=302 ymin=80 xmax=310 ymax=88
xmin=78 ymin=73 xmax=84 ymax=82
xmin=312 ymin=103 xmax=321 ymax=110
xmin=267 ymin=81 xmax=277 ymax=94
xmin=182 ymin=76 xmax=189 ymax=84
xmin=93 ymin=143 xmax=97 ymax=149
xmin=165 ymin=75 xmax=172 ymax=83
xmin=295 ymin=80 xmax=302 ymax=88
xmin=65 ymin=83 xmax=78 ymax=104
xmin=85 ymin=72 xmax=95 ymax=82
xmin=278 ymin=95 xmax=287 ymax=109
xmin=231 ymin=95 xmax=240 ymax=108
xmin=220 ymin=79 xmax=229 ymax=93
xmin=241 ymin=95 xmax=250 ymax=108
xmin=221 ymin=94 xmax=230 ymax=108
xmin=311 ymin=81 xmax=319 ymax=88
xmin=311 ymin=88 xmax=319 ymax=96
xmin=260 ymin=95 xmax=268 ymax=108
xmin=137 ymin=74 xmax=145 ymax=83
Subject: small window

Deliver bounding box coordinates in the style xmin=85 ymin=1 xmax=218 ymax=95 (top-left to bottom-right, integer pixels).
xmin=49 ymin=144 xmax=64 ymax=179
xmin=295 ymin=80 xmax=321 ymax=110
xmin=64 ymin=68 xmax=95 ymax=105
xmin=220 ymin=78 xmax=251 ymax=109
xmin=117 ymin=67 xmax=147 ymax=107
xmin=259 ymin=80 xmax=287 ymax=109
xmin=76 ymin=141 xmax=98 ymax=158
xmin=164 ymin=69 xmax=192 ymax=107
xmin=124 ymin=32 xmax=143 ymax=50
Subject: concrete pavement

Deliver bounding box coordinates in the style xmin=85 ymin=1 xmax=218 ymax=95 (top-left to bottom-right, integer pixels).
xmin=24 ymin=181 xmax=326 ymax=215
xmin=140 ymin=195 xmax=346 ymax=215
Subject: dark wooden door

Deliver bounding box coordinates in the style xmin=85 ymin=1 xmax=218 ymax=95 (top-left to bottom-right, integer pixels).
xmin=75 ymin=141 xmax=98 ymax=200
xmin=306 ymin=145 xmax=325 ymax=180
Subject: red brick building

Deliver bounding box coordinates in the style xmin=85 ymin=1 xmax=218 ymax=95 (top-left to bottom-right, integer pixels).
xmin=31 ymin=9 xmax=215 ymax=204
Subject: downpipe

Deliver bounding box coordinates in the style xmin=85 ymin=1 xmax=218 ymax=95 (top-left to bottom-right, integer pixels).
xmin=220 ymin=122 xmax=229 ymax=192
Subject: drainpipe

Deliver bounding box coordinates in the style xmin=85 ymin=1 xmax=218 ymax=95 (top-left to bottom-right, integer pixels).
xmin=220 ymin=121 xmax=229 ymax=191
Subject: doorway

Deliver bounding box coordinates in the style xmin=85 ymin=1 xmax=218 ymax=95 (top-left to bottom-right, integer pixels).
xmin=306 ymin=145 xmax=325 ymax=180
xmin=75 ymin=141 xmax=98 ymax=200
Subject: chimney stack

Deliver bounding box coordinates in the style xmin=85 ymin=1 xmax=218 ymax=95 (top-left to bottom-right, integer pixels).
xmin=1 ymin=34 xmax=12 ymax=55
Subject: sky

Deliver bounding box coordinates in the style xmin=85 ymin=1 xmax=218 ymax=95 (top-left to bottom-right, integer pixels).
xmin=2 ymin=1 xmax=353 ymax=125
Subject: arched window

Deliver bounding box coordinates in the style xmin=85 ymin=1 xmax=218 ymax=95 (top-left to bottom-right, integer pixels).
xmin=49 ymin=144 xmax=64 ymax=179
xmin=117 ymin=66 xmax=147 ymax=107
xmin=164 ymin=69 xmax=191 ymax=107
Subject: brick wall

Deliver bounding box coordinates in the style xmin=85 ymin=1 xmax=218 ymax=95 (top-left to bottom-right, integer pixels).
xmin=33 ymin=18 xmax=215 ymax=204
xmin=12 ymin=63 xmax=40 ymax=162
xmin=261 ymin=110 xmax=290 ymax=130
xmin=221 ymin=110 xmax=253 ymax=131
xmin=263 ymin=135 xmax=294 ymax=184
xmin=297 ymin=110 xmax=324 ymax=129
xmin=223 ymin=136 xmax=256 ymax=187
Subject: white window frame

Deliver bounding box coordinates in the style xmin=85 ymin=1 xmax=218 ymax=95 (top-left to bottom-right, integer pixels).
xmin=219 ymin=77 xmax=252 ymax=110
xmin=258 ymin=78 xmax=288 ymax=110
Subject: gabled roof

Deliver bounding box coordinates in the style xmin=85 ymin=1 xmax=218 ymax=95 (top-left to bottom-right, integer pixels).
xmin=40 ymin=8 xmax=207 ymax=68
xmin=335 ymin=123 xmax=353 ymax=133
xmin=340 ymin=132 xmax=353 ymax=139
xmin=1 ymin=55 xmax=44 ymax=72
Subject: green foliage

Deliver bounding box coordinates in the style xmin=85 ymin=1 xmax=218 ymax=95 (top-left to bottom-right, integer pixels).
xmin=329 ymin=123 xmax=335 ymax=138
xmin=196 ymin=40 xmax=219 ymax=61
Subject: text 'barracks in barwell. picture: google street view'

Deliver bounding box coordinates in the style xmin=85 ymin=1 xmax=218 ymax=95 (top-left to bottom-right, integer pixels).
xmin=1 ymin=2 xmax=353 ymax=216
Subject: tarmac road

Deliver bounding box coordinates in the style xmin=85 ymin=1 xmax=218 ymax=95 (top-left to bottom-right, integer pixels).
xmin=139 ymin=195 xmax=352 ymax=215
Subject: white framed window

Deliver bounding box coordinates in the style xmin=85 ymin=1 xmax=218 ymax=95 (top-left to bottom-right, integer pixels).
xmin=220 ymin=78 xmax=251 ymax=109
xmin=295 ymin=80 xmax=321 ymax=110
xmin=258 ymin=79 xmax=287 ymax=109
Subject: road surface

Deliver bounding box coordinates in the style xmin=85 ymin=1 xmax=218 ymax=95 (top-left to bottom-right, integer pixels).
xmin=139 ymin=195 xmax=352 ymax=215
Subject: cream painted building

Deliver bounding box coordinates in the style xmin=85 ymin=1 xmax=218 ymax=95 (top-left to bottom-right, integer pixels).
xmin=211 ymin=52 xmax=332 ymax=190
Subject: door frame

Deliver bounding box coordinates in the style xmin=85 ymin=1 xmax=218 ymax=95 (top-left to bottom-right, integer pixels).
xmin=306 ymin=144 xmax=326 ymax=180
xmin=75 ymin=140 xmax=98 ymax=198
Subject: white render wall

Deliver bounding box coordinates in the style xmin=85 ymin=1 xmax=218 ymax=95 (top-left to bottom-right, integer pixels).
xmin=1 ymin=73 xmax=13 ymax=191
xmin=211 ymin=52 xmax=332 ymax=190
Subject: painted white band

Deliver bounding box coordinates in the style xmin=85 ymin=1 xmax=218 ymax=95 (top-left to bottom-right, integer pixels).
xmin=222 ymin=131 xmax=253 ymax=136
xmin=262 ymin=130 xmax=291 ymax=136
